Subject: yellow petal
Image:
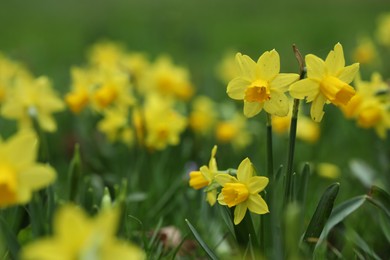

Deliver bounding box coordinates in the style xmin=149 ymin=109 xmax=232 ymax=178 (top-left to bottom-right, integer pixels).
xmin=102 ymin=242 xmax=146 ymax=260
xmin=217 ymin=193 xmax=227 ymax=206
xmin=256 ymin=49 xmax=280 ymax=81
xmin=263 ymin=92 xmax=289 ymax=116
xmin=310 ymin=94 xmax=327 ymax=122
xmin=37 ymin=113 xmax=57 ymax=132
xmin=337 ymin=63 xmax=360 ymax=84
xmin=289 ymin=78 xmax=319 ymax=102
xmin=227 ymin=77 xmax=251 ymax=100
xmin=214 ymin=173 xmax=237 ymax=186
xmin=235 ymin=53 xmax=256 ymax=80
xmin=21 ymin=239 xmax=70 ymax=260
xmin=306 ymin=54 xmax=326 ymax=80
xmin=4 ymin=130 xmax=37 ymax=170
xmin=247 ymin=194 xmax=269 ymax=214
xmin=237 ymin=157 xmax=253 ymax=183
xmin=248 ymin=176 xmax=269 ymax=194
xmin=234 ymin=203 xmax=248 ymax=225
xmin=270 ymin=73 xmax=300 ymax=92
xmin=206 ymin=189 xmax=217 ymax=206
xmin=243 ymin=101 xmax=263 ymax=118
xmin=18 ymin=164 xmax=56 ymax=191
xmin=325 ymin=43 xmax=345 ymax=75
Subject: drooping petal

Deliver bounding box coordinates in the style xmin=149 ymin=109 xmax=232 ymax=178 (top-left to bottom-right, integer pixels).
xmin=289 ymin=78 xmax=320 ymax=102
xmin=247 ymin=194 xmax=269 ymax=214
xmin=256 ymin=50 xmax=280 ymax=81
xmin=310 ymin=94 xmax=327 ymax=122
xmin=337 ymin=63 xmax=360 ymax=84
xmin=206 ymin=189 xmax=217 ymax=206
xmin=236 ymin=53 xmax=256 ymax=80
xmin=270 ymin=73 xmax=300 ymax=92
xmin=227 ymin=77 xmax=251 ymax=100
xmin=237 ymin=157 xmax=253 ymax=182
xmin=214 ymin=173 xmax=237 ymax=186
xmin=234 ymin=202 xmax=248 ymax=225
xmin=306 ymin=54 xmax=326 ymax=80
xmin=263 ymin=91 xmax=289 ymax=117
xmin=325 ymin=43 xmax=345 ymax=76
xmin=248 ymin=176 xmax=269 ymax=194
xmin=243 ymin=101 xmax=263 ymax=118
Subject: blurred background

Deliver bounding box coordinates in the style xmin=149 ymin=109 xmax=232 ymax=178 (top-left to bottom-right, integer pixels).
xmin=0 ymin=0 xmax=389 ymax=92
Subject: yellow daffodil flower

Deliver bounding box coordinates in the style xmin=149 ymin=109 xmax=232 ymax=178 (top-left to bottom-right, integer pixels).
xmin=2 ymin=76 xmax=64 ymax=132
xmin=21 ymin=204 xmax=145 ymax=260
xmin=189 ymin=145 xmax=219 ymax=206
xmin=189 ymin=96 xmax=217 ymax=136
xmin=227 ymin=50 xmax=299 ymax=117
xmin=0 ymin=130 xmax=56 ymax=207
xmin=143 ymin=94 xmax=187 ymax=150
xmin=215 ymin=158 xmax=269 ymax=225
xmin=352 ymin=36 xmax=379 ymax=66
xmin=289 ymin=43 xmax=360 ymax=122
xmin=376 ymin=12 xmax=390 ymax=47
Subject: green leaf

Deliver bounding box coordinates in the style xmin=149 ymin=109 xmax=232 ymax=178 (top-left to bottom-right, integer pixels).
xmin=347 ymin=229 xmax=381 ymax=260
xmin=367 ymin=185 xmax=390 ymax=218
xmin=303 ymin=183 xmax=340 ymax=250
xmin=0 ymin=215 xmax=20 ymax=259
xmin=314 ymin=195 xmax=367 ymax=252
xmin=185 ymin=219 xmax=218 ymax=260
xmin=67 ymin=143 xmax=82 ymax=202
xmin=349 ymin=159 xmax=375 ymax=188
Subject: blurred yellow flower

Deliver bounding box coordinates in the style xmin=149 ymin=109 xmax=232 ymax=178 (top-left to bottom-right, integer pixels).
xmin=189 ymin=145 xmax=219 ymax=206
xmin=215 ymin=112 xmax=252 ymax=150
xmin=227 ymin=50 xmax=299 ymax=117
xmin=0 ymin=130 xmax=56 ymax=207
xmin=215 ymin=158 xmax=269 ymax=225
xmin=342 ymin=72 xmax=390 ymax=138
xmin=376 ymin=12 xmax=390 ymax=47
xmin=141 ymin=56 xmax=194 ymax=101
xmin=2 ymin=76 xmax=64 ymax=132
xmin=97 ymin=107 xmax=134 ymax=146
xmin=289 ymin=43 xmax=359 ymax=122
xmin=352 ymin=36 xmax=378 ymax=66
xmin=317 ymin=162 xmax=340 ymax=179
xmin=21 ymin=204 xmax=145 ymax=260
xmin=189 ymin=96 xmax=217 ymax=136
xmin=216 ymin=51 xmax=239 ymax=84
xmin=143 ymin=94 xmax=187 ymax=150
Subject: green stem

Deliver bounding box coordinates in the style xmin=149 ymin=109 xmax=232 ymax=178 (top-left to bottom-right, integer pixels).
xmin=284 ymin=98 xmax=300 ymax=205
xmin=266 ymin=113 xmax=274 ymax=179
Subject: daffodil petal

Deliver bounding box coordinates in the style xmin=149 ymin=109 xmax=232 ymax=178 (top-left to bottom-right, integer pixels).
xmin=325 ymin=43 xmax=345 ymax=75
xmin=243 ymin=101 xmax=263 ymax=118
xmin=257 ymin=50 xmax=280 ymax=81
xmin=263 ymin=92 xmax=289 ymax=116
xmin=234 ymin=203 xmax=248 ymax=225
xmin=289 ymin=78 xmax=319 ymax=101
xmin=248 ymin=176 xmax=269 ymax=194
xmin=4 ymin=130 xmax=37 ymax=169
xmin=247 ymin=194 xmax=269 ymax=214
xmin=270 ymin=73 xmax=300 ymax=92
xmin=214 ymin=173 xmax=237 ymax=186
xmin=236 ymin=157 xmax=253 ymax=182
xmin=21 ymin=239 xmax=70 ymax=260
xmin=19 ymin=164 xmax=56 ymax=189
xmin=37 ymin=114 xmax=57 ymax=132
xmin=227 ymin=77 xmax=251 ymax=100
xmin=236 ymin=53 xmax=256 ymax=80
xmin=217 ymin=193 xmax=227 ymax=205
xmin=206 ymin=189 xmax=217 ymax=206
xmin=306 ymin=54 xmax=326 ymax=80
xmin=310 ymin=94 xmax=327 ymax=122
xmin=337 ymin=63 xmax=360 ymax=84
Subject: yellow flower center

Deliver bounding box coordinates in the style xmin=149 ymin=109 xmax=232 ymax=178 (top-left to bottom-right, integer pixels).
xmin=189 ymin=171 xmax=209 ymax=190
xmin=222 ymin=182 xmax=249 ymax=207
xmin=245 ymin=86 xmax=270 ymax=103
xmin=0 ymin=164 xmax=18 ymax=205
xmin=94 ymin=84 xmax=118 ymax=109
xmin=358 ymin=106 xmax=382 ymax=128
xmin=320 ymin=76 xmax=355 ymax=106
xmin=65 ymin=90 xmax=89 ymax=114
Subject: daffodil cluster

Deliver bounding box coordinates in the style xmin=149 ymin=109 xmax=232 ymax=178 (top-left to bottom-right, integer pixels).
xmin=65 ymin=42 xmax=191 ymax=150
xmin=189 ymin=146 xmax=269 ymax=225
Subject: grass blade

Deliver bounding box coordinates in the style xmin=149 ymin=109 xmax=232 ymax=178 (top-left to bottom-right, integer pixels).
xmin=185 ymin=218 xmax=218 ymax=260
